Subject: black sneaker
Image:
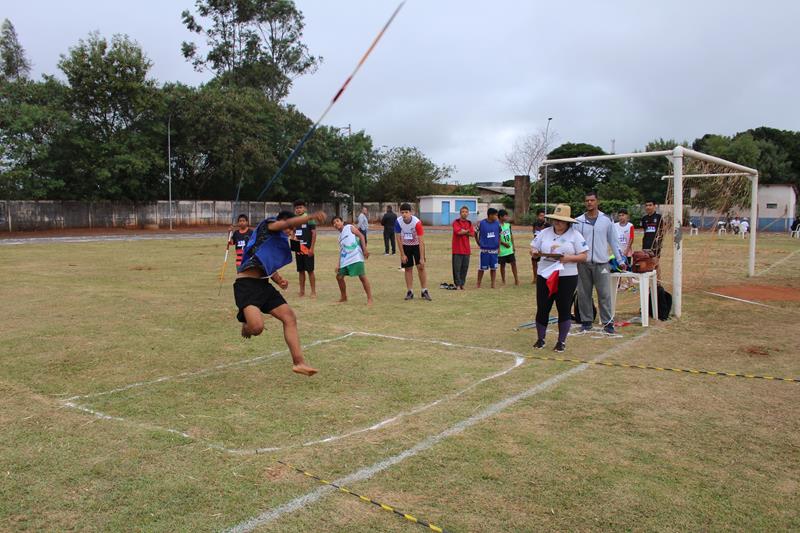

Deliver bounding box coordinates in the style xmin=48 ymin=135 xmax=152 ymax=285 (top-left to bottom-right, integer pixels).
xmin=603 ymin=324 xmax=616 ymax=335
xmin=421 ymin=290 xmax=432 ymax=301
xmin=580 ymin=322 xmax=593 ymax=332
xmin=554 ymin=342 xmax=566 ymax=352
xmin=533 ymin=339 xmax=545 ymax=349
xmin=404 ymin=290 xmax=414 ymax=300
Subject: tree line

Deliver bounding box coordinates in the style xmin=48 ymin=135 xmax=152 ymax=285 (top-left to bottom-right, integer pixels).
xmin=0 ymin=2 xmax=452 ymax=203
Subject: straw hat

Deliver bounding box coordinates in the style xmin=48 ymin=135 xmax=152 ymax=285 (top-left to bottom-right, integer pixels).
xmin=545 ymin=204 xmax=577 ymax=223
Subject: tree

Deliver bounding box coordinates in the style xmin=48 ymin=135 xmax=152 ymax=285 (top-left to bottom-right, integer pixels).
xmin=545 ymin=142 xmax=620 ymax=192
xmin=181 ymin=0 xmax=320 ymax=101
xmin=372 ymin=147 xmax=453 ymax=202
xmin=621 ymin=138 xmax=681 ymax=202
xmin=56 ymin=33 xmax=163 ymax=200
xmin=503 ymin=127 xmax=558 ymax=179
xmin=0 ymin=19 xmax=31 ymax=81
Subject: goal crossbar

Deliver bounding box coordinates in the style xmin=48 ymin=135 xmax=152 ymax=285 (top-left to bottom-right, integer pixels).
xmin=539 ymin=146 xmax=759 ymax=318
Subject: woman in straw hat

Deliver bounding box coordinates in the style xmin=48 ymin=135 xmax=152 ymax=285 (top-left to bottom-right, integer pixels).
xmin=530 ymin=204 xmax=589 ymax=352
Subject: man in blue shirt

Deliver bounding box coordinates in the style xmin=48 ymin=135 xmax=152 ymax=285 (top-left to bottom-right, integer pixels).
xmin=475 ymin=207 xmax=501 ymax=288
xmin=575 ymin=192 xmax=627 ymax=334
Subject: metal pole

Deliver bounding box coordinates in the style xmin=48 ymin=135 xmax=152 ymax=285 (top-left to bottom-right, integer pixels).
xmin=749 ymin=173 xmax=758 ymax=276
xmin=168 ymin=115 xmax=173 ymax=231
xmin=543 ymin=117 xmax=552 ymax=210
xmin=672 ymin=147 xmax=684 ymax=318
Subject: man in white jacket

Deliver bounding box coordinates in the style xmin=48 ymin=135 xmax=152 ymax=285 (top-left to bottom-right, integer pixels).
xmin=575 ymin=192 xmax=627 ymax=334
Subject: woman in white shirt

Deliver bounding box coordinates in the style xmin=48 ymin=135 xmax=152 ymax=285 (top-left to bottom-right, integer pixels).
xmin=530 ymin=204 xmax=589 ymax=352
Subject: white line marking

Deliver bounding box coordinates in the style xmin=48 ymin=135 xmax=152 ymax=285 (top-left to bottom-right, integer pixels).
xmin=703 ymin=291 xmax=774 ymax=308
xmin=755 ymin=248 xmax=800 ymax=277
xmin=224 ymin=331 xmax=652 ymax=533
xmin=60 ymin=332 xmax=526 ymax=454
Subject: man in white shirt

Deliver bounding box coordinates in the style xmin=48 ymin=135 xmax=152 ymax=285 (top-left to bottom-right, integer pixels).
xmin=357 ymin=206 xmax=370 ymax=243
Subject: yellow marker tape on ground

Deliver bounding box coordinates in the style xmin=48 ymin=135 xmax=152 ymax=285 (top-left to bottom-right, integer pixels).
xmin=524 ymin=355 xmax=800 ymax=383
xmin=278 ymin=461 xmax=447 ymax=532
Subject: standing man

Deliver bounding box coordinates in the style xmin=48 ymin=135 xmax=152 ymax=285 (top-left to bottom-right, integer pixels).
xmin=531 ymin=208 xmax=551 ymax=282
xmin=395 ymin=203 xmax=431 ymax=301
xmin=451 ymin=205 xmax=474 ymax=290
xmin=229 ymin=214 xmax=254 ymax=268
xmin=576 ymin=192 xmax=627 ymax=334
xmin=641 ymin=200 xmax=665 ymax=255
xmin=357 ymin=206 xmax=370 ymax=244
xmin=381 ymin=205 xmax=398 ymax=255
xmin=292 ymin=200 xmax=317 ymax=298
xmin=475 ymin=208 xmax=501 ymax=289
xmin=498 ymin=209 xmax=519 ymax=285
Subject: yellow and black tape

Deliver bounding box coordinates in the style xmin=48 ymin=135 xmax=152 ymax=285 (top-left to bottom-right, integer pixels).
xmin=277 ymin=460 xmax=447 ymax=533
xmin=525 ymin=354 xmax=800 ymax=383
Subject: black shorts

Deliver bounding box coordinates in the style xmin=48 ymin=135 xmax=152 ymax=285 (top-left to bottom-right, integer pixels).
xmin=499 ymin=253 xmax=516 ymax=265
xmin=233 ymin=277 xmax=287 ymax=323
xmin=295 ymin=253 xmax=315 ymax=272
xmin=401 ymin=245 xmax=421 ymax=268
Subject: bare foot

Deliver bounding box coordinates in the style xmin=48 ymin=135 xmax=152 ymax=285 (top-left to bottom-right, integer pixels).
xmin=241 ymin=325 xmax=252 ymax=339
xmin=367 ymin=298 xmax=374 ymax=307
xmin=337 ymin=297 xmax=347 ymax=303
xmin=491 ymin=284 xmax=496 ymax=289
xmin=310 ymin=292 xmax=317 ymax=299
xmin=298 ymin=292 xmax=305 ymax=298
xmin=292 ymin=364 xmax=318 ymax=376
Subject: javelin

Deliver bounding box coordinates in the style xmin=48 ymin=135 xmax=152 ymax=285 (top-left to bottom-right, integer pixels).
xmin=255 ymin=1 xmax=406 ymax=201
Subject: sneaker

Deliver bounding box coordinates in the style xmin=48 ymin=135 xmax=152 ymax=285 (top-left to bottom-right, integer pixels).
xmin=533 ymin=339 xmax=545 ymax=349
xmin=384 ymin=252 xmax=390 ymax=256
xmin=580 ymin=322 xmax=593 ymax=332
xmin=404 ymin=291 xmax=414 ymax=300
xmin=421 ymin=290 xmax=432 ymax=301
xmin=554 ymin=342 xmax=566 ymax=352
xmin=603 ymin=324 xmax=616 ymax=335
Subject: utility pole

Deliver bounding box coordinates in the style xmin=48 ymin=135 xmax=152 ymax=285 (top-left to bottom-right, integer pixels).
xmin=543 ymin=117 xmax=552 ymax=210
xmin=611 ymin=138 xmax=616 ymax=154
xmin=168 ymin=114 xmax=173 ymax=230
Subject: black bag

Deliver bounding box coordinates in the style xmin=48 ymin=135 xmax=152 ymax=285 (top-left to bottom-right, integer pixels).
xmin=572 ymin=294 xmax=596 ymax=323
xmin=648 ymin=285 xmax=672 ymax=321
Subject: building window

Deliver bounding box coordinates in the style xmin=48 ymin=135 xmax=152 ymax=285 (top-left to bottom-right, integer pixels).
xmin=766 ymin=203 xmax=778 ymax=209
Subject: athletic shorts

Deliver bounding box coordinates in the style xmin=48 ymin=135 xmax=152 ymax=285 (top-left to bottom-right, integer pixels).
xmin=498 ymin=253 xmax=516 ymax=265
xmin=233 ymin=277 xmax=287 ymax=323
xmin=479 ymin=251 xmax=499 ymax=270
xmin=295 ymin=253 xmax=315 ymax=272
xmin=401 ymin=245 xmax=421 ymax=268
xmin=339 ymin=261 xmax=365 ymax=277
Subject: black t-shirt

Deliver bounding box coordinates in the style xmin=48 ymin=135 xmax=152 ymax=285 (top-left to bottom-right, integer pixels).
xmin=294 ymin=220 xmax=316 ymax=247
xmin=532 ymin=220 xmax=551 ymax=236
xmin=381 ymin=211 xmax=398 ymax=231
xmin=641 ymin=213 xmax=663 ymax=250
xmin=230 ymin=229 xmax=253 ymax=250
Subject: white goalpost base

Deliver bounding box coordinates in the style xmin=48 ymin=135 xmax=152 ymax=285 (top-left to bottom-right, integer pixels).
xmin=539 ymin=146 xmax=759 ymax=319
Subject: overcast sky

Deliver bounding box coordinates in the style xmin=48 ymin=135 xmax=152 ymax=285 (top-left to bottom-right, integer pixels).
xmin=6 ymin=0 xmax=800 ymax=183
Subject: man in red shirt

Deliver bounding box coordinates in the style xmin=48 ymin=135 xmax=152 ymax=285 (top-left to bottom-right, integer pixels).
xmin=451 ymin=206 xmax=475 ymax=290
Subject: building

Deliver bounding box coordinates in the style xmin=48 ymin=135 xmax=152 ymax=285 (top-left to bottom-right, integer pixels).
xmin=687 ymin=183 xmax=797 ymax=231
xmin=475 ymin=185 xmax=515 ymax=203
xmin=417 ymin=195 xmax=479 ymax=225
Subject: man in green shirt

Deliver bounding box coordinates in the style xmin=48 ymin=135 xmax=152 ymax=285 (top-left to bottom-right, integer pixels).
xmin=498 ymin=209 xmax=519 ymax=285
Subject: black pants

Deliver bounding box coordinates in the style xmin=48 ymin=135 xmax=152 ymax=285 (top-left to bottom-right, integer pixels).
xmin=536 ymin=274 xmax=579 ymax=325
xmin=452 ymin=254 xmax=470 ymax=286
xmin=383 ymin=230 xmax=395 ymax=254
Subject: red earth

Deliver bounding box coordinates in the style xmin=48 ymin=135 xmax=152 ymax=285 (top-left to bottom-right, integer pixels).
xmin=710 ymin=285 xmax=800 ymax=302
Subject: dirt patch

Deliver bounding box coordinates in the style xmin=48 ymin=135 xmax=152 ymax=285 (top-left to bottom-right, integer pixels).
xmin=710 ymin=285 xmax=800 ymax=302
xmin=742 ymin=346 xmax=771 ymax=357
xmin=129 ymin=265 xmax=155 ymax=271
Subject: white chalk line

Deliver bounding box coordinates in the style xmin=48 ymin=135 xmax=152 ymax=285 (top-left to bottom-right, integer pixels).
xmin=225 ymin=329 xmax=653 ymax=533
xmin=59 ymin=331 xmax=526 ymax=455
xmin=702 ymin=291 xmax=774 ymax=308
xmin=755 ymin=248 xmax=800 ymax=277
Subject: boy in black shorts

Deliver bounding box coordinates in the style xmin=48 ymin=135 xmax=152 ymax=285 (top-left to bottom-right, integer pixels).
xmin=394 ymin=203 xmax=430 ymax=301
xmin=234 ymin=209 xmax=326 ymax=376
xmin=228 ymin=214 xmax=254 ymax=268
xmin=292 ymin=199 xmax=317 ymax=298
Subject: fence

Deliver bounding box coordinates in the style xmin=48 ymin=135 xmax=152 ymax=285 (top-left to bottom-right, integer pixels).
xmin=0 ymin=200 xmax=418 ymax=232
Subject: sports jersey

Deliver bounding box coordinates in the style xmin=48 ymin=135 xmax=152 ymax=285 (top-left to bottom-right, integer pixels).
xmin=238 ymin=217 xmax=292 ymax=276
xmin=532 ymin=226 xmax=589 ymax=277
xmin=499 ymin=222 xmax=514 ymax=257
xmin=229 ymin=229 xmax=253 ymax=267
xmin=641 ymin=213 xmax=664 ymax=251
xmin=615 ymin=222 xmax=634 ymax=255
xmin=338 ymin=224 xmax=364 ymax=268
xmin=394 ymin=215 xmax=424 ymax=245
xmin=293 ymin=219 xmax=315 ymax=250
xmin=478 ymin=219 xmax=501 ymax=251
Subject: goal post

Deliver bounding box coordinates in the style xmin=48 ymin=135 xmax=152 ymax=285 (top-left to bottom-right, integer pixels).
xmin=539 ymin=146 xmax=759 ymax=318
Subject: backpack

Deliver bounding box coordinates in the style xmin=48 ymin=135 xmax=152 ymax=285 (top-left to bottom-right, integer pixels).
xmin=648 ymin=285 xmax=672 ymax=321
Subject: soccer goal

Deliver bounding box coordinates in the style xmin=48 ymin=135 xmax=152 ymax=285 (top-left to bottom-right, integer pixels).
xmin=539 ymin=146 xmax=759 ymax=318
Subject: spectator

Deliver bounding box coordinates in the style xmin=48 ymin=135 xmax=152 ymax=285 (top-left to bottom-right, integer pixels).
xmin=357 ymin=206 xmax=369 ymax=244
xmin=451 ymin=206 xmax=475 ymax=290
xmin=576 ymin=192 xmax=626 ymax=334
xmin=381 ymin=206 xmax=398 ymax=255
xmin=475 ymin=208 xmax=501 ymax=289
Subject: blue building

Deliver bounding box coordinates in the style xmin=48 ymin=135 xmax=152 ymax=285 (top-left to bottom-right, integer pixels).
xmin=417 ymin=195 xmax=479 ymax=226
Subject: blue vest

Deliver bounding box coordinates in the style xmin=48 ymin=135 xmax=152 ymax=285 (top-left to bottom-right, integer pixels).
xmin=238 ymin=217 xmax=292 ymax=275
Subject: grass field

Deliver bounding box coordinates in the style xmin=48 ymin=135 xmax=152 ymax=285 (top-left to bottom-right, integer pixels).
xmin=1 ymin=229 xmax=799 ymax=532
